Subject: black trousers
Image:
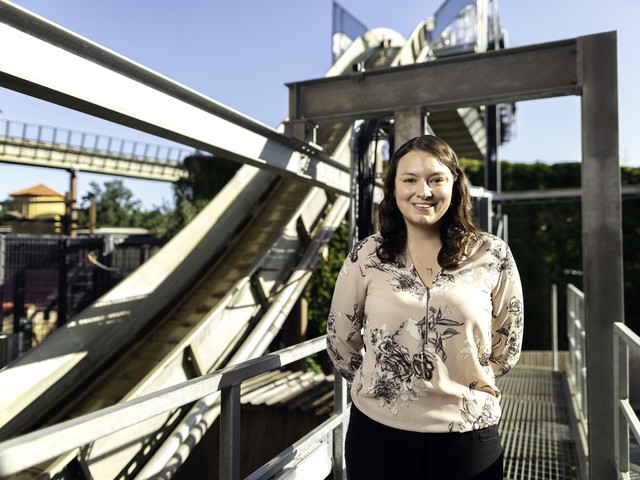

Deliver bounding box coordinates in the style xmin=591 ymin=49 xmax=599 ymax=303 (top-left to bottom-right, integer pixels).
xmin=345 ymin=404 xmax=504 ymax=480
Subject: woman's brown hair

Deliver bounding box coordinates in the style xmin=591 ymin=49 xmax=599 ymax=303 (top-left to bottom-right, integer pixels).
xmin=376 ymin=135 xmax=482 ymax=269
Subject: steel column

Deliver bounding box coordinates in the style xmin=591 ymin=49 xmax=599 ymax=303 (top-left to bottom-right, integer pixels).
xmin=393 ymin=106 xmax=425 ymax=151
xmin=484 ymin=105 xmax=500 ymax=192
xmin=580 ymin=31 xmax=622 ymax=479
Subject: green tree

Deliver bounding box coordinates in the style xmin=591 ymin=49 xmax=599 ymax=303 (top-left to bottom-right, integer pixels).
xmin=305 ymin=219 xmax=350 ymax=372
xmin=160 ymin=154 xmax=242 ymax=237
xmin=306 ymin=220 xmax=350 ymax=337
xmin=459 ymin=157 xmax=483 ymax=185
xmin=79 ymin=180 xmax=142 ymax=228
xmin=77 ymin=179 xmax=171 ymax=236
xmin=75 ymin=155 xmax=241 ymax=238
xmin=0 ymin=196 xmax=11 ymax=221
xmin=175 ymin=154 xmax=241 ymax=203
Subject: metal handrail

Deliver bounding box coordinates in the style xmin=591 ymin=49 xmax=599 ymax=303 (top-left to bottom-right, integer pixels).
xmin=565 ymin=282 xmax=589 ymax=478
xmin=567 ymin=285 xmax=640 ymax=479
xmin=0 ymin=118 xmax=195 ymax=163
xmin=613 ymin=322 xmax=640 ymax=479
xmin=567 ymin=283 xmax=588 ymax=424
xmin=0 ymin=335 xmax=345 ymax=479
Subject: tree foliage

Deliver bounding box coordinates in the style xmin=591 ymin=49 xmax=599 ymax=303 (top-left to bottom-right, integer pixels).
xmin=79 ymin=180 xmax=164 ymax=229
xmin=306 ymin=220 xmax=350 ymax=339
xmin=305 ymin=219 xmax=350 ymax=372
xmin=175 ymin=154 xmax=241 ymax=203
xmin=78 ymin=154 xmax=241 ymax=238
xmin=459 ymin=159 xmax=638 ymax=348
xmin=162 ymin=154 xmax=241 ymax=237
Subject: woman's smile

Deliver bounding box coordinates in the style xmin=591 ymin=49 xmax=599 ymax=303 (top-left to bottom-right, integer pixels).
xmin=413 ymin=202 xmax=435 ymax=210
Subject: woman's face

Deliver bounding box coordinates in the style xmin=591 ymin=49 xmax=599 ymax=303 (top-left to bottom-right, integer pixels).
xmin=393 ymin=149 xmax=455 ymax=233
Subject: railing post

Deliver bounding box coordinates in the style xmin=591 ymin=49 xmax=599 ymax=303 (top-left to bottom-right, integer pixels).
xmin=580 ymin=325 xmax=588 ymax=419
xmin=613 ymin=325 xmax=630 ymax=477
xmin=332 ymin=375 xmax=348 ymax=480
xmin=551 ymin=283 xmax=558 ymax=372
xmin=566 ymin=284 xmax=590 ymax=478
xmin=220 ymin=383 xmax=241 ymax=480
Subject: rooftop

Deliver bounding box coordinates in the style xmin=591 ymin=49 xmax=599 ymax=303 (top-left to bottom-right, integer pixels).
xmin=9 ymin=184 xmax=64 ymax=198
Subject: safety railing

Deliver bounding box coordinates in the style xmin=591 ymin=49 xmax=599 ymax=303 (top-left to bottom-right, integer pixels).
xmin=1 ymin=118 xmax=194 ymax=162
xmin=567 ymin=284 xmax=640 ymax=479
xmin=614 ymin=322 xmax=640 ymax=479
xmin=567 ymin=283 xmax=588 ymax=423
xmin=566 ymin=283 xmax=589 ymax=477
xmin=0 ymin=336 xmax=347 ymax=480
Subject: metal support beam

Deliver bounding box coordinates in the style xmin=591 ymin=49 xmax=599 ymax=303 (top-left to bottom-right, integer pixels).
xmin=393 ymin=106 xmax=425 ymax=151
xmin=0 ymin=2 xmax=350 ymax=195
xmin=484 ymin=105 xmax=500 ymax=192
xmin=492 ymin=185 xmax=640 ymax=204
xmin=286 ymin=38 xmax=580 ymax=123
xmin=580 ymin=31 xmax=622 ymax=479
xmin=68 ymin=170 xmax=77 ymax=237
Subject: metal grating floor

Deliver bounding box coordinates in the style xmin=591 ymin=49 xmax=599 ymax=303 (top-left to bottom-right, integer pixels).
xmin=498 ymin=366 xmax=579 ymax=480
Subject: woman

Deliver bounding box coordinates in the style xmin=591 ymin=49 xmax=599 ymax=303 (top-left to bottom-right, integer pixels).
xmin=326 ymin=135 xmax=523 ymax=479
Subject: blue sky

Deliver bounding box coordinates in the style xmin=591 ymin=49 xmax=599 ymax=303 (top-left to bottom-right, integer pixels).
xmin=1 ymin=0 xmax=638 ymax=209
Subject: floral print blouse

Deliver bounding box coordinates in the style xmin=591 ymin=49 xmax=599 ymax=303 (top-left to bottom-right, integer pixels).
xmin=326 ymin=232 xmax=524 ymax=433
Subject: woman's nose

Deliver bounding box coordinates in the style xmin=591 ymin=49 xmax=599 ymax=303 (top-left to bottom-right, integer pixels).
xmin=417 ymin=180 xmax=431 ymax=197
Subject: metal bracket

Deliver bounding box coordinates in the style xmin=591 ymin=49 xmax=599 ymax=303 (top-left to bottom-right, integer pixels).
xmin=249 ymin=274 xmax=270 ymax=310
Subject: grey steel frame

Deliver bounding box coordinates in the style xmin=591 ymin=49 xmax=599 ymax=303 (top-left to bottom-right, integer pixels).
xmin=0 ymin=336 xmax=346 ymax=480
xmin=287 ymin=31 xmax=622 ymax=478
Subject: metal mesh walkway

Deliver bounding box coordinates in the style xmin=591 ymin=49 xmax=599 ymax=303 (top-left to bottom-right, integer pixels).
xmin=498 ymin=365 xmax=579 ymax=480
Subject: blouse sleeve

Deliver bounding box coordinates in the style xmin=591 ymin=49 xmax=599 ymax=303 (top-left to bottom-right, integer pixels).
xmin=490 ymin=240 xmax=524 ymax=379
xmin=325 ymin=240 xmax=367 ymax=383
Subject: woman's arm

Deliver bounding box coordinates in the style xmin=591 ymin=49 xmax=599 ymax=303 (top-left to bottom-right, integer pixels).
xmin=490 ymin=241 xmax=524 ymax=378
xmin=326 ymin=242 xmax=368 ymax=382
